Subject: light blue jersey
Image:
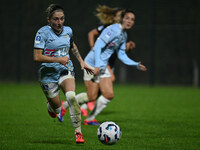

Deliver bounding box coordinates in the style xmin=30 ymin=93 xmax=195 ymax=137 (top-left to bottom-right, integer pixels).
xmin=34 ymin=25 xmax=74 ymax=83
xmin=85 ymin=23 xmax=139 ymax=70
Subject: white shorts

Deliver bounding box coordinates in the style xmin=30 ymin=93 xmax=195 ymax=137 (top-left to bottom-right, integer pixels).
xmin=41 ymin=72 xmax=74 ymax=98
xmin=83 ymin=63 xmax=111 ymax=83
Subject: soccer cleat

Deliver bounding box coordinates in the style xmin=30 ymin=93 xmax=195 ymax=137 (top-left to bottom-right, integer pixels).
xmin=48 ymin=110 xmax=57 ymax=118
xmin=75 ymin=131 xmax=85 ymax=144
xmin=57 ymin=102 xmax=67 ymax=122
xmin=87 ymin=101 xmax=95 ymax=111
xmin=81 ymin=108 xmax=88 ymax=117
xmin=61 ymin=101 xmax=67 ymax=115
xmin=84 ymin=119 xmax=100 ymax=125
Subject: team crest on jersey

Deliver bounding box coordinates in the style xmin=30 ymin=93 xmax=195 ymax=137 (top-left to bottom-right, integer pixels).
xmin=35 ymin=35 xmax=41 ymax=43
xmin=64 ymin=35 xmax=69 ymax=39
xmin=105 ymin=31 xmax=112 ymax=38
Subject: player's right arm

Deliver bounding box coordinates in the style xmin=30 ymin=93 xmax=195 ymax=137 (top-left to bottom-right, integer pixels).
xmin=33 ymin=49 xmax=69 ymax=67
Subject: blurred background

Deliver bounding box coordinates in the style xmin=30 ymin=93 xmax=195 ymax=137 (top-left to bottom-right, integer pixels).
xmin=0 ymin=0 xmax=199 ymax=86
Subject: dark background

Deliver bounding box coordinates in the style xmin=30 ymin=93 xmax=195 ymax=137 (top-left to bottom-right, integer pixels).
xmin=0 ymin=0 xmax=199 ymax=86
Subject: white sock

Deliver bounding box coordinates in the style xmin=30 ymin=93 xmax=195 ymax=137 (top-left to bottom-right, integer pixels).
xmin=86 ymin=95 xmax=110 ymax=121
xmin=76 ymin=92 xmax=89 ymax=105
xmin=62 ymin=93 xmax=89 ymax=109
xmin=62 ymin=101 xmax=69 ymax=109
xmin=75 ymin=127 xmax=81 ymax=133
xmin=80 ymin=103 xmax=88 ymax=109
xmin=65 ymin=91 xmax=81 ymax=133
xmin=47 ymin=103 xmax=55 ymax=113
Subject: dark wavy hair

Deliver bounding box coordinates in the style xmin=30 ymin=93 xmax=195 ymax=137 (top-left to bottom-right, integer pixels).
xmin=120 ymin=9 xmax=135 ymax=22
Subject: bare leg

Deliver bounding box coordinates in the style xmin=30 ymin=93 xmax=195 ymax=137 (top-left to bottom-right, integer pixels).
xmin=86 ymin=77 xmax=113 ymax=121
xmin=84 ymin=80 xmax=99 ymax=101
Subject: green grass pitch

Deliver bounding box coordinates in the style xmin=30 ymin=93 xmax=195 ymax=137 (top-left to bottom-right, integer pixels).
xmin=0 ymin=83 xmax=200 ymax=150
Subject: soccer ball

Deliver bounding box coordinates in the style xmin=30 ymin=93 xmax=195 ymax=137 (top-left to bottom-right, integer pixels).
xmin=97 ymin=121 xmax=122 ymax=145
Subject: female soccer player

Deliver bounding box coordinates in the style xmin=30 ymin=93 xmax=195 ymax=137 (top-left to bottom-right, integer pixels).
xmin=33 ymin=4 xmax=93 ymax=143
xmin=83 ymin=9 xmax=147 ymax=125
xmin=88 ymin=5 xmax=135 ymax=53
xmin=88 ymin=5 xmax=123 ymax=50
xmin=81 ymin=5 xmax=136 ymax=116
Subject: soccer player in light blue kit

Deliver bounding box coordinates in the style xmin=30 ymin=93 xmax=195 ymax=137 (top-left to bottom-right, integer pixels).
xmin=82 ymin=9 xmax=147 ymax=125
xmin=33 ymin=4 xmax=93 ymax=143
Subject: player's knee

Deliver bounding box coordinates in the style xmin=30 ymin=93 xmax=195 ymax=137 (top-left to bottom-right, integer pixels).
xmin=88 ymin=94 xmax=98 ymax=101
xmin=103 ymin=92 xmax=114 ymax=100
xmin=65 ymin=91 xmax=76 ymax=104
xmin=44 ymin=89 xmax=59 ymax=98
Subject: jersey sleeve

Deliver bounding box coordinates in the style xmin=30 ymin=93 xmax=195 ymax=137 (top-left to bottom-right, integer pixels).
xmin=97 ymin=25 xmax=105 ymax=33
xmin=34 ymin=30 xmax=46 ymax=49
xmin=65 ymin=26 xmax=74 ymax=49
xmin=117 ymin=48 xmax=139 ymax=68
xmin=119 ymin=42 xmax=126 ymax=50
xmin=99 ymin=26 xmax=117 ymax=44
xmin=67 ymin=27 xmax=73 ymax=37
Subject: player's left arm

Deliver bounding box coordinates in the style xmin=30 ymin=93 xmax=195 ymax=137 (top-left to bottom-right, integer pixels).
xmin=71 ymin=42 xmax=94 ymax=74
xmin=117 ymin=43 xmax=147 ymax=71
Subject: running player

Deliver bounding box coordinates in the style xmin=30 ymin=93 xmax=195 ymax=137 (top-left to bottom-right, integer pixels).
xmin=82 ymin=9 xmax=147 ymax=125
xmin=81 ymin=5 xmax=136 ymax=116
xmin=33 ymin=4 xmax=93 ymax=143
